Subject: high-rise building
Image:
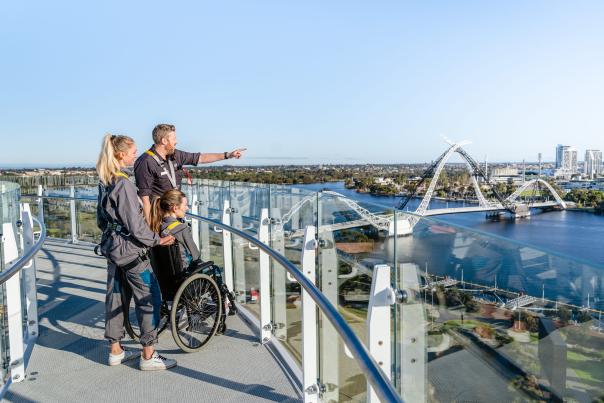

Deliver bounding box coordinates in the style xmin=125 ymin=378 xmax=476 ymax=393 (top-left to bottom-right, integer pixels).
xmin=555 ymin=145 xmax=577 ymax=173
xmin=556 ymin=144 xmax=564 ymax=168
xmin=584 ymin=149 xmax=602 ymax=179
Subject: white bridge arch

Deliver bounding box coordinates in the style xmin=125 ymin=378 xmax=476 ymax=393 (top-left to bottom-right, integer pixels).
xmin=505 ymin=178 xmax=567 ymax=208
xmin=277 ymin=142 xmax=568 ymax=237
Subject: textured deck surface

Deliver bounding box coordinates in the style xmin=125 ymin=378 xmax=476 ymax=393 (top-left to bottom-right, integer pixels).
xmin=5 ymin=240 xmax=301 ymax=403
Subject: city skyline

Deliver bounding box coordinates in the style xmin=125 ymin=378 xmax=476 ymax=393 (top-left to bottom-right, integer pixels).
xmin=2 ymin=1 xmax=604 ymax=166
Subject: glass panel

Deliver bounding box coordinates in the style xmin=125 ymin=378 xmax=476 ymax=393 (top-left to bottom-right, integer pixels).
xmin=43 ymin=198 xmax=71 ymax=239
xmin=76 ymin=199 xmax=100 ymax=243
xmin=316 ymin=191 xmax=398 ymax=401
xmin=229 ymin=183 xmax=269 ymax=318
xmin=0 ymin=181 xmax=22 ymax=386
xmin=269 ymin=185 xmax=318 ymax=362
xmin=396 ymin=213 xmax=604 ymax=402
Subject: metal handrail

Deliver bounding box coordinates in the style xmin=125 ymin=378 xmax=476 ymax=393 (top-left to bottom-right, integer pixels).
xmin=0 ymin=217 xmax=47 ymax=285
xmin=21 ymin=195 xmax=403 ymax=403
xmin=186 ymin=212 xmax=402 ymax=403
xmin=19 ymin=192 xmax=402 ymax=402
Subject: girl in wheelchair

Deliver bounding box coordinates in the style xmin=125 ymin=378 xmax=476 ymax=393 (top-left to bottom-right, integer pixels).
xmin=149 ymin=189 xmax=200 ymax=268
xmin=149 ymin=189 xmax=237 ymax=341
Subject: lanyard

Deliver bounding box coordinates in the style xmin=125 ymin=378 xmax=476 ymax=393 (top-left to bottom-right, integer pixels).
xmin=145 ymin=150 xmax=177 ymax=189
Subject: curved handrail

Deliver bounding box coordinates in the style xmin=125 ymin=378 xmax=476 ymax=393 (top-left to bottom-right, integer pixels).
xmin=186 ymin=212 xmax=402 ymax=403
xmin=0 ymin=217 xmax=47 ymax=285
xmin=19 ymin=192 xmax=402 ymax=402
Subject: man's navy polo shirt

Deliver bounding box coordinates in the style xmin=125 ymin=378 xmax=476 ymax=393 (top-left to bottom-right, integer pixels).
xmin=134 ymin=146 xmax=200 ymax=199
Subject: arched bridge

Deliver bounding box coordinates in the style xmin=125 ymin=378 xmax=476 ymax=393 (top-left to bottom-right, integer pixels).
xmin=398 ymin=142 xmax=568 ymax=220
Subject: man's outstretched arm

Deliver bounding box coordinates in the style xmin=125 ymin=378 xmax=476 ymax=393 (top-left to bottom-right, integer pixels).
xmin=198 ymin=148 xmax=246 ymax=164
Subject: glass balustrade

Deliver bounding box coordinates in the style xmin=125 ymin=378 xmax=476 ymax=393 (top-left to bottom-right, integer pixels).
xmin=9 ymin=178 xmax=604 ymax=402
xmin=0 ymin=182 xmax=22 ymax=386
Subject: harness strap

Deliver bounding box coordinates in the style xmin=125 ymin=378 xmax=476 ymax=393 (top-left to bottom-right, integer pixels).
xmin=145 ymin=149 xmax=177 ymax=189
xmin=165 ymin=221 xmax=182 ymax=232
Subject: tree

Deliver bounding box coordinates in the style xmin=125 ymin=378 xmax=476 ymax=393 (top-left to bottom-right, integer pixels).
xmin=557 ymin=306 xmax=571 ymax=324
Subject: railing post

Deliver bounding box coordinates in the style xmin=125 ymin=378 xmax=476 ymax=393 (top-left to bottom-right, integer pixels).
xmin=367 ymin=265 xmax=394 ymax=403
xmin=399 ymin=263 xmax=426 ymax=403
xmin=222 ymin=200 xmax=234 ymax=292
xmin=199 ymin=186 xmax=211 ymax=262
xmin=270 ymin=207 xmax=287 ymax=340
xmin=2 ymin=222 xmax=25 ymax=382
xmin=190 ymin=190 xmax=200 ymax=249
xmin=301 ymin=225 xmax=319 ymax=403
xmin=259 ymin=208 xmax=272 ymax=343
xmin=231 ymin=205 xmax=246 ymax=303
xmin=69 ymin=185 xmax=78 ymax=244
xmin=20 ymin=204 xmax=39 ymax=342
xmin=36 ymin=185 xmax=44 ymax=226
xmin=291 ymin=188 xmax=300 ymax=230
xmin=318 ymin=230 xmax=340 ymax=401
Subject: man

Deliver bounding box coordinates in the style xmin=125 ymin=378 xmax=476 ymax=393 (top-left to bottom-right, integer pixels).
xmin=134 ymin=123 xmax=245 ymax=222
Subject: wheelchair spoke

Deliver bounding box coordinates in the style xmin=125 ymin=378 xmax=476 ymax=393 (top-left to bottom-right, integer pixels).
xmin=171 ymin=274 xmax=222 ymax=352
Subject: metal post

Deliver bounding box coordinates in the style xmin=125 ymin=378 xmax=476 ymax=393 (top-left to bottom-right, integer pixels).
xmin=291 ymin=188 xmax=300 ymax=230
xmin=232 ymin=205 xmax=246 ymax=303
xmin=270 ymin=207 xmax=287 ymax=340
xmin=222 ymin=200 xmax=234 ymax=292
xmin=301 ymin=225 xmax=319 ymax=403
xmin=367 ymin=264 xmax=394 ymax=403
xmin=318 ymin=223 xmax=340 ymax=401
xmin=259 ymin=209 xmax=272 ymax=344
xmin=399 ymin=262 xmax=426 ymax=403
xmin=37 ymin=185 xmax=44 ymax=226
xmin=20 ymin=204 xmax=39 ymax=341
xmin=190 ymin=190 xmax=200 ymax=249
xmin=69 ymin=185 xmax=78 ymax=244
xmin=199 ymin=185 xmax=211 ymax=262
xmin=3 ymin=222 xmax=25 ymax=382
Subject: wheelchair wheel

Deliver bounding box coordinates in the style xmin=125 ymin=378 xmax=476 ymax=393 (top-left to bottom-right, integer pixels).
xmin=171 ymin=273 xmax=222 ymax=352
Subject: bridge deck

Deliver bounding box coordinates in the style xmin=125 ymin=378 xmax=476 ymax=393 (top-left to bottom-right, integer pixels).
xmin=5 ymin=240 xmax=300 ymax=403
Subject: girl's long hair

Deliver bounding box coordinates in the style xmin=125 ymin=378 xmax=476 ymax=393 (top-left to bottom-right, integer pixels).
xmin=96 ymin=134 xmax=134 ymax=185
xmin=150 ymin=189 xmax=187 ymax=233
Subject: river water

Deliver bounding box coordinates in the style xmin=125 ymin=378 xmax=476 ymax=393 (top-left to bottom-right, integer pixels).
xmin=296 ymin=181 xmax=604 ymax=266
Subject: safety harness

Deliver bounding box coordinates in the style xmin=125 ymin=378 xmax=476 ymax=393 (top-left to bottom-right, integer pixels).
xmin=145 ymin=149 xmax=177 ymax=189
xmin=95 ymin=172 xmax=149 ymax=270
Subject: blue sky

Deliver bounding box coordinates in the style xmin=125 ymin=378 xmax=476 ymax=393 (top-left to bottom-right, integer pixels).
xmin=1 ymin=1 xmax=603 ymax=167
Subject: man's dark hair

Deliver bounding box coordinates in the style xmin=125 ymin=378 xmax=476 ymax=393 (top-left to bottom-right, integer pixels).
xmin=152 ymin=124 xmax=176 ymax=144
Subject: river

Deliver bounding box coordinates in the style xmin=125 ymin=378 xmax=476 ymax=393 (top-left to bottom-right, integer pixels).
xmin=295 ymin=181 xmax=604 ymax=266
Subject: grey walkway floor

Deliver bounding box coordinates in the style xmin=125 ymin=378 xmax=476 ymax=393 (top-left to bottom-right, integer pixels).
xmin=6 ymin=240 xmax=301 ymax=403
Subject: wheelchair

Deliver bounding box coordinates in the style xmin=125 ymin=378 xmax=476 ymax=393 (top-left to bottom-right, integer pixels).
xmin=120 ymin=244 xmax=237 ymax=353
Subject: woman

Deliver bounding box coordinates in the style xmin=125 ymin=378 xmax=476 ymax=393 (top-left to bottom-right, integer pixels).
xmin=96 ymin=133 xmax=176 ymax=370
xmin=149 ymin=189 xmax=201 ymax=266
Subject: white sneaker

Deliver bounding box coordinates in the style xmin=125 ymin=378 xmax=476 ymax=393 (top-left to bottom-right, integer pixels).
xmin=108 ymin=348 xmax=138 ymax=366
xmin=139 ymin=351 xmax=177 ymax=371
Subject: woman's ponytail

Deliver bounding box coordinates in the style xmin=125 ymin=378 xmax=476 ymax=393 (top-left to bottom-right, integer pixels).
xmin=96 ymin=134 xmax=134 ymax=185
xmin=149 ymin=197 xmax=164 ymax=233
xmin=149 ymin=189 xmax=187 ymax=233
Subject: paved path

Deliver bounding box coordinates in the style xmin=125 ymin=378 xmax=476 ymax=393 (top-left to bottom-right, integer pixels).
xmin=6 ymin=241 xmax=301 ymax=403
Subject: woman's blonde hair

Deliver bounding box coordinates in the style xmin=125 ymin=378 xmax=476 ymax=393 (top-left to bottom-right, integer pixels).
xmin=149 ymin=189 xmax=187 ymax=233
xmin=96 ymin=134 xmax=135 ymax=185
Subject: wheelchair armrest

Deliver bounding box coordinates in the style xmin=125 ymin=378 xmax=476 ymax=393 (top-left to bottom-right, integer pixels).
xmin=187 ymin=260 xmax=215 ymax=276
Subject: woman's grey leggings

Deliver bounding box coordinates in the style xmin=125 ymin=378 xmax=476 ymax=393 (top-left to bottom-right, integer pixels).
xmin=105 ymin=260 xmax=162 ymax=347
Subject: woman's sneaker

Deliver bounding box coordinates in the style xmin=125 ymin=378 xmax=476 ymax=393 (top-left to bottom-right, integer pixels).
xmin=108 ymin=348 xmax=138 ymax=366
xmin=139 ymin=351 xmax=177 ymax=371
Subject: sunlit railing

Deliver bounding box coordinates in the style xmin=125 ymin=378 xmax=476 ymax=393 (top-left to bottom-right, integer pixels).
xmin=0 ymin=182 xmax=46 ymax=396
xmin=16 ymin=179 xmax=604 ymax=402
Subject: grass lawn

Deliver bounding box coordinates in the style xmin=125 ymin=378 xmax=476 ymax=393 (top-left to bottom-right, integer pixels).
xmin=567 ymin=349 xmax=604 ymax=385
